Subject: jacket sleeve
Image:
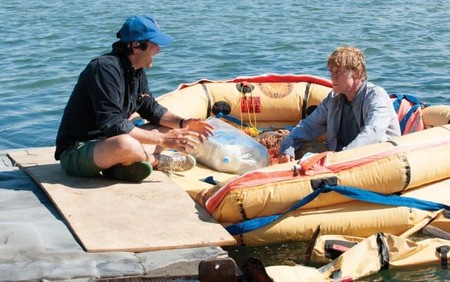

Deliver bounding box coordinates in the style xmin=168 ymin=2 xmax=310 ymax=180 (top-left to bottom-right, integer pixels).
xmin=136 ymin=72 xmax=168 ymax=125
xmin=279 ymin=95 xmax=330 ymax=156
xmin=137 ymin=94 xmax=168 ymax=125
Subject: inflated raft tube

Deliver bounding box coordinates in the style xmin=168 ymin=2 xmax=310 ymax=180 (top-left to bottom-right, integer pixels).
xmin=231 ymin=177 xmax=450 ymax=246
xmin=157 ymin=74 xmax=332 ymax=129
xmin=199 ymin=125 xmax=450 ymax=223
xmin=423 ymin=105 xmax=450 ymax=127
xmin=262 ymin=233 xmax=450 ymax=282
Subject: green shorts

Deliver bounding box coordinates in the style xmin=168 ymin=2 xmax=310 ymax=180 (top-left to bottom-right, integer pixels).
xmin=60 ymin=140 xmax=102 ymax=177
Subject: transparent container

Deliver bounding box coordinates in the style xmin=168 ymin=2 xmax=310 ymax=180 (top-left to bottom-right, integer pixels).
xmin=190 ymin=118 xmax=269 ymax=174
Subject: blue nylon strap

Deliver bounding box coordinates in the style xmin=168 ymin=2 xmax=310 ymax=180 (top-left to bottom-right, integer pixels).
xmin=391 ymin=94 xmax=423 ymax=111
xmin=402 ymin=94 xmax=423 ymax=105
xmin=225 ymin=187 xmax=324 ymax=235
xmin=391 ymin=94 xmax=403 ymax=112
xmin=400 ymin=104 xmax=421 ymax=133
xmin=225 ymin=214 xmax=283 ymax=236
xmin=390 ymin=94 xmax=424 ymax=134
xmin=390 ymin=94 xmax=422 ymax=135
xmin=225 ymin=184 xmax=450 ymax=236
xmin=327 ymin=184 xmax=450 ymax=211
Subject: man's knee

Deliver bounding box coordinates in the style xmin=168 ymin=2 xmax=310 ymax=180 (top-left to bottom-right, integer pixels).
xmin=110 ymin=134 xmax=140 ymax=151
xmin=96 ymin=135 xmax=147 ymax=165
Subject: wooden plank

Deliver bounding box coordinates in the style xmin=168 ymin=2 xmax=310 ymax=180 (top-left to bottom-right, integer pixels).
xmin=8 ymin=147 xmax=236 ymax=252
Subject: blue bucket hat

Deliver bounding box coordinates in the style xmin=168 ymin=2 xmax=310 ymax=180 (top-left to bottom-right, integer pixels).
xmin=116 ymin=15 xmax=174 ymax=46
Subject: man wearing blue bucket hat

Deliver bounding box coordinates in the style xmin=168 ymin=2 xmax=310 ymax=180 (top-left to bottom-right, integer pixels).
xmin=117 ymin=15 xmax=174 ymax=45
xmin=55 ymin=15 xmax=214 ymax=183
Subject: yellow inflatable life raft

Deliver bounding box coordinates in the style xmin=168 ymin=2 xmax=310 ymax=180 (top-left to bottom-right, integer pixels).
xmin=156 ymin=73 xmax=450 ymax=247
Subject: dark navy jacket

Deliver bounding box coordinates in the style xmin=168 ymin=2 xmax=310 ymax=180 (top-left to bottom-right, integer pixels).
xmin=55 ymin=51 xmax=167 ymax=159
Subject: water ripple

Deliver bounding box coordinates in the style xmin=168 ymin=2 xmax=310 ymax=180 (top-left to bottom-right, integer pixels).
xmin=0 ymin=0 xmax=449 ymax=151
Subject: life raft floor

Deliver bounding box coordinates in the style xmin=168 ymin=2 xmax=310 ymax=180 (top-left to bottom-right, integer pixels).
xmin=7 ymin=146 xmax=235 ymax=253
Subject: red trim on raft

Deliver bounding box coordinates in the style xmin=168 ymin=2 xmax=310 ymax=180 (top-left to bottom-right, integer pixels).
xmin=175 ymin=73 xmax=333 ymax=90
xmin=204 ymin=136 xmax=450 ymax=214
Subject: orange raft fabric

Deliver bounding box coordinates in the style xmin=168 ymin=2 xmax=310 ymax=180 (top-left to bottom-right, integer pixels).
xmin=199 ymin=125 xmax=450 ymax=223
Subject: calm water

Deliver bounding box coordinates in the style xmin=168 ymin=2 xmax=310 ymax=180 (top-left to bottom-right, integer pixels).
xmin=1 ymin=0 xmax=449 ymax=280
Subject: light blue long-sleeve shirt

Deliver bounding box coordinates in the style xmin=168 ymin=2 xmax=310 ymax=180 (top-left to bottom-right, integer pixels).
xmin=279 ymin=81 xmax=401 ymax=157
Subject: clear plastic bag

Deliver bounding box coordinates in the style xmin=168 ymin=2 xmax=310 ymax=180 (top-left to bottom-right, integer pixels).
xmin=189 ymin=118 xmax=269 ymax=174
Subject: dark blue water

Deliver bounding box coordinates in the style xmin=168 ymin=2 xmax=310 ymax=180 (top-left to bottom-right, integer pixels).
xmin=1 ymin=0 xmax=449 ymax=150
xmin=1 ymin=1 xmax=449 ymax=280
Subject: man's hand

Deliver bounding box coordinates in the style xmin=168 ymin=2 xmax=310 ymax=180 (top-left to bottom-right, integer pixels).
xmin=277 ymin=154 xmax=294 ymax=164
xmin=161 ymin=128 xmax=200 ymax=154
xmin=183 ymin=118 xmax=215 ymax=142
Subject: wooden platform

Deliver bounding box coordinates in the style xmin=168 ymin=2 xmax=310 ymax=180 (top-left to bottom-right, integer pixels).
xmin=8 ymin=147 xmax=236 ymax=253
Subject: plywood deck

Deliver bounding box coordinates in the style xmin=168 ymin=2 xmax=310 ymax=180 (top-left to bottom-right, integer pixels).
xmin=8 ymin=147 xmax=235 ymax=252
